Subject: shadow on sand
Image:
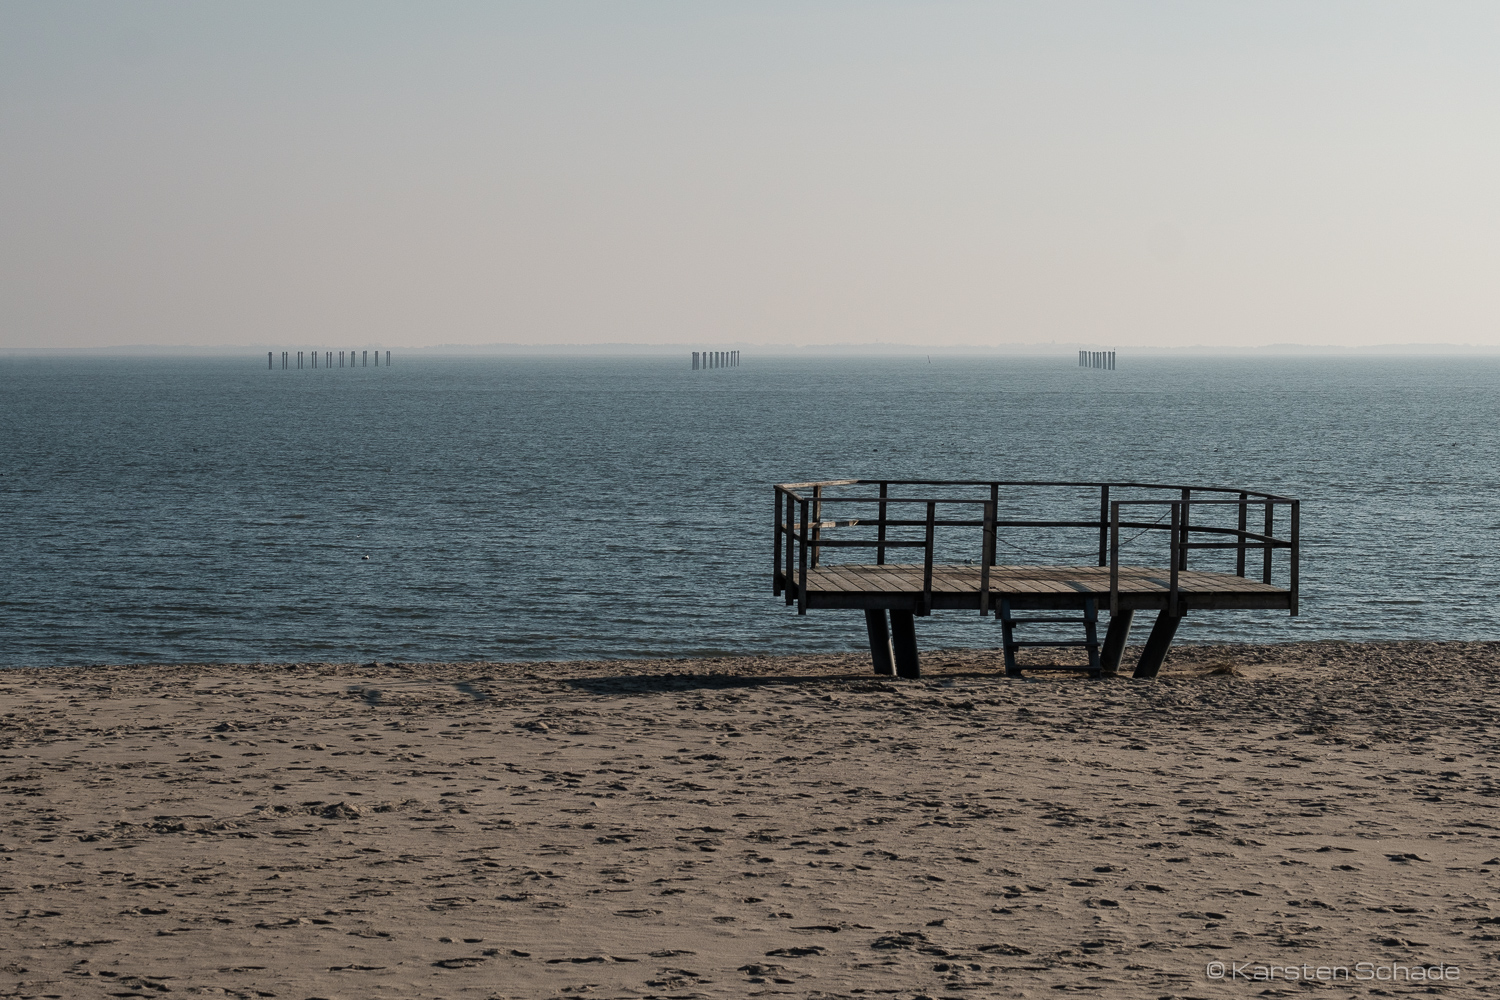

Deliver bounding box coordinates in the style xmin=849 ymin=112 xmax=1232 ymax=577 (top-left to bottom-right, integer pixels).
xmin=561 ymin=672 xmax=903 ymax=695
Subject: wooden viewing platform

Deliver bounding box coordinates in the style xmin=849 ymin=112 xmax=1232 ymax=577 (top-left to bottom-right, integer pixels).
xmin=773 ymin=480 xmax=1299 ymax=679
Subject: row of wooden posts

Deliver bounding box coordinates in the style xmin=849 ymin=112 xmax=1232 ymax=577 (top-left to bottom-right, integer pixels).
xmin=270 ymin=351 xmax=390 ymax=369
xmin=692 ymin=351 xmax=739 ymax=370
xmin=1080 ymin=351 xmax=1116 ymax=369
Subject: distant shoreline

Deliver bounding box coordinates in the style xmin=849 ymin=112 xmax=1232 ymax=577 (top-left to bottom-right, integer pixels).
xmin=8 ymin=343 xmax=1500 ymax=357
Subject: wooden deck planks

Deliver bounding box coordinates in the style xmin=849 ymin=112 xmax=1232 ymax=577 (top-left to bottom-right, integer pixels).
xmin=804 ymin=563 xmax=1285 ymax=598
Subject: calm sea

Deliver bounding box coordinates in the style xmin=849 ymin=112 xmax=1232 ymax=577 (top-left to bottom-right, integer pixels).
xmin=2 ymin=354 xmax=1497 ymax=667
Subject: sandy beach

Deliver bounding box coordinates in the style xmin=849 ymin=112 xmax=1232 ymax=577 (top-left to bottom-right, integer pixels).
xmin=2 ymin=641 xmax=1498 ymax=998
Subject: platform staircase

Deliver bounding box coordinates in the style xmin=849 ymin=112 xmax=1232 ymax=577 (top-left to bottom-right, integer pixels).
xmin=997 ymin=597 xmax=1103 ymax=678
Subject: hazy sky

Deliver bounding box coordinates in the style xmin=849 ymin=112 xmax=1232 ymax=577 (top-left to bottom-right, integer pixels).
xmin=4 ymin=2 xmax=1499 ymax=350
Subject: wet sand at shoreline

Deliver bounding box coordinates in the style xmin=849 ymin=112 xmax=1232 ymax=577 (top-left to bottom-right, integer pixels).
xmin=2 ymin=641 xmax=1498 ymax=998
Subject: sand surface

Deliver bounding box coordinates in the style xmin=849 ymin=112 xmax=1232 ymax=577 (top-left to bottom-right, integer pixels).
xmin=2 ymin=641 xmax=1499 ymax=998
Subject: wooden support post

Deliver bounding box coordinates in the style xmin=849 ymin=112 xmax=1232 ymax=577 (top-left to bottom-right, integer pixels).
xmin=797 ymin=498 xmax=809 ymax=615
xmin=1084 ymin=599 xmax=1101 ymax=678
xmin=1262 ymin=501 xmax=1274 ymax=584
xmin=268 ymin=352 xmax=273 ymax=369
xmin=889 ymin=610 xmax=920 ymax=678
xmin=1109 ymin=500 xmax=1121 ymax=615
xmin=1290 ymin=500 xmax=1299 ymax=616
xmin=999 ymin=598 xmax=1021 ymax=676
xmin=783 ymin=490 xmax=795 ymax=605
xmin=864 ymin=610 xmax=896 ymax=675
xmin=1179 ymin=488 xmax=1190 ymax=570
xmin=1236 ymin=492 xmax=1249 ymax=577
xmin=1100 ymin=609 xmax=1134 ymax=675
xmin=772 ymin=488 xmax=783 ymax=597
xmin=811 ymin=484 xmax=823 ymax=568
xmin=876 ymin=481 xmax=888 ymax=565
xmin=979 ymin=499 xmax=995 ymax=615
xmin=1097 ymin=484 xmax=1109 ymax=566
xmin=1133 ymin=610 xmax=1182 ymax=678
xmin=921 ymin=500 xmax=935 ymax=615
xmin=1168 ymin=502 xmax=1181 ymax=615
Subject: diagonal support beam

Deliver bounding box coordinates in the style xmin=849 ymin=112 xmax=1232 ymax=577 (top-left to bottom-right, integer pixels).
xmin=864 ymin=609 xmax=896 ymax=676
xmin=1100 ymin=609 xmax=1135 ymax=676
xmin=1133 ymin=610 xmax=1183 ymax=678
xmin=889 ymin=610 xmax=920 ymax=679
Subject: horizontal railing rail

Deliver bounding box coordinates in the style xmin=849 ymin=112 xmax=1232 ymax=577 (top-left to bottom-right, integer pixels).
xmin=773 ymin=480 xmax=1298 ymax=618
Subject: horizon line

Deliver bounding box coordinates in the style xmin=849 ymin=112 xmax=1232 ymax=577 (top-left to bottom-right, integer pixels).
xmin=6 ymin=340 xmax=1500 ymax=357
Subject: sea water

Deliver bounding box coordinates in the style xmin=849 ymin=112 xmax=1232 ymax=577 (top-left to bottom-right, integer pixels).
xmin=2 ymin=354 xmax=1497 ymax=667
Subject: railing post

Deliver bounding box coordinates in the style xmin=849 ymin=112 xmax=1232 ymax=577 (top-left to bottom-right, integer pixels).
xmin=989 ymin=482 xmax=999 ymax=566
xmin=1262 ymin=501 xmax=1274 ymax=584
xmin=1109 ymin=501 xmax=1120 ymax=616
xmin=1236 ymin=492 xmax=1248 ymax=577
xmin=921 ymin=500 xmax=935 ymax=616
xmin=1098 ymin=484 xmax=1110 ymax=567
xmin=811 ymin=485 xmax=823 ymax=568
xmin=798 ymin=498 xmax=809 ymax=615
xmin=980 ymin=500 xmax=995 ymax=615
xmin=1169 ymin=501 xmax=1181 ymax=616
xmin=773 ymin=488 xmax=783 ymax=596
xmin=1290 ymin=500 xmax=1300 ymax=616
xmin=1179 ymin=487 xmax=1190 ymax=570
xmin=785 ymin=491 xmax=796 ymax=605
xmin=876 ymin=482 xmax=888 ymax=566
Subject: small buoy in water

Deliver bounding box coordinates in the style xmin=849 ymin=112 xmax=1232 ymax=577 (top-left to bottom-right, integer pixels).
xmin=361 ymin=555 xmax=370 ymax=560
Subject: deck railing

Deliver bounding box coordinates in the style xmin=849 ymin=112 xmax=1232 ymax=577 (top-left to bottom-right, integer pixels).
xmin=773 ymin=480 xmax=1299 ymax=618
